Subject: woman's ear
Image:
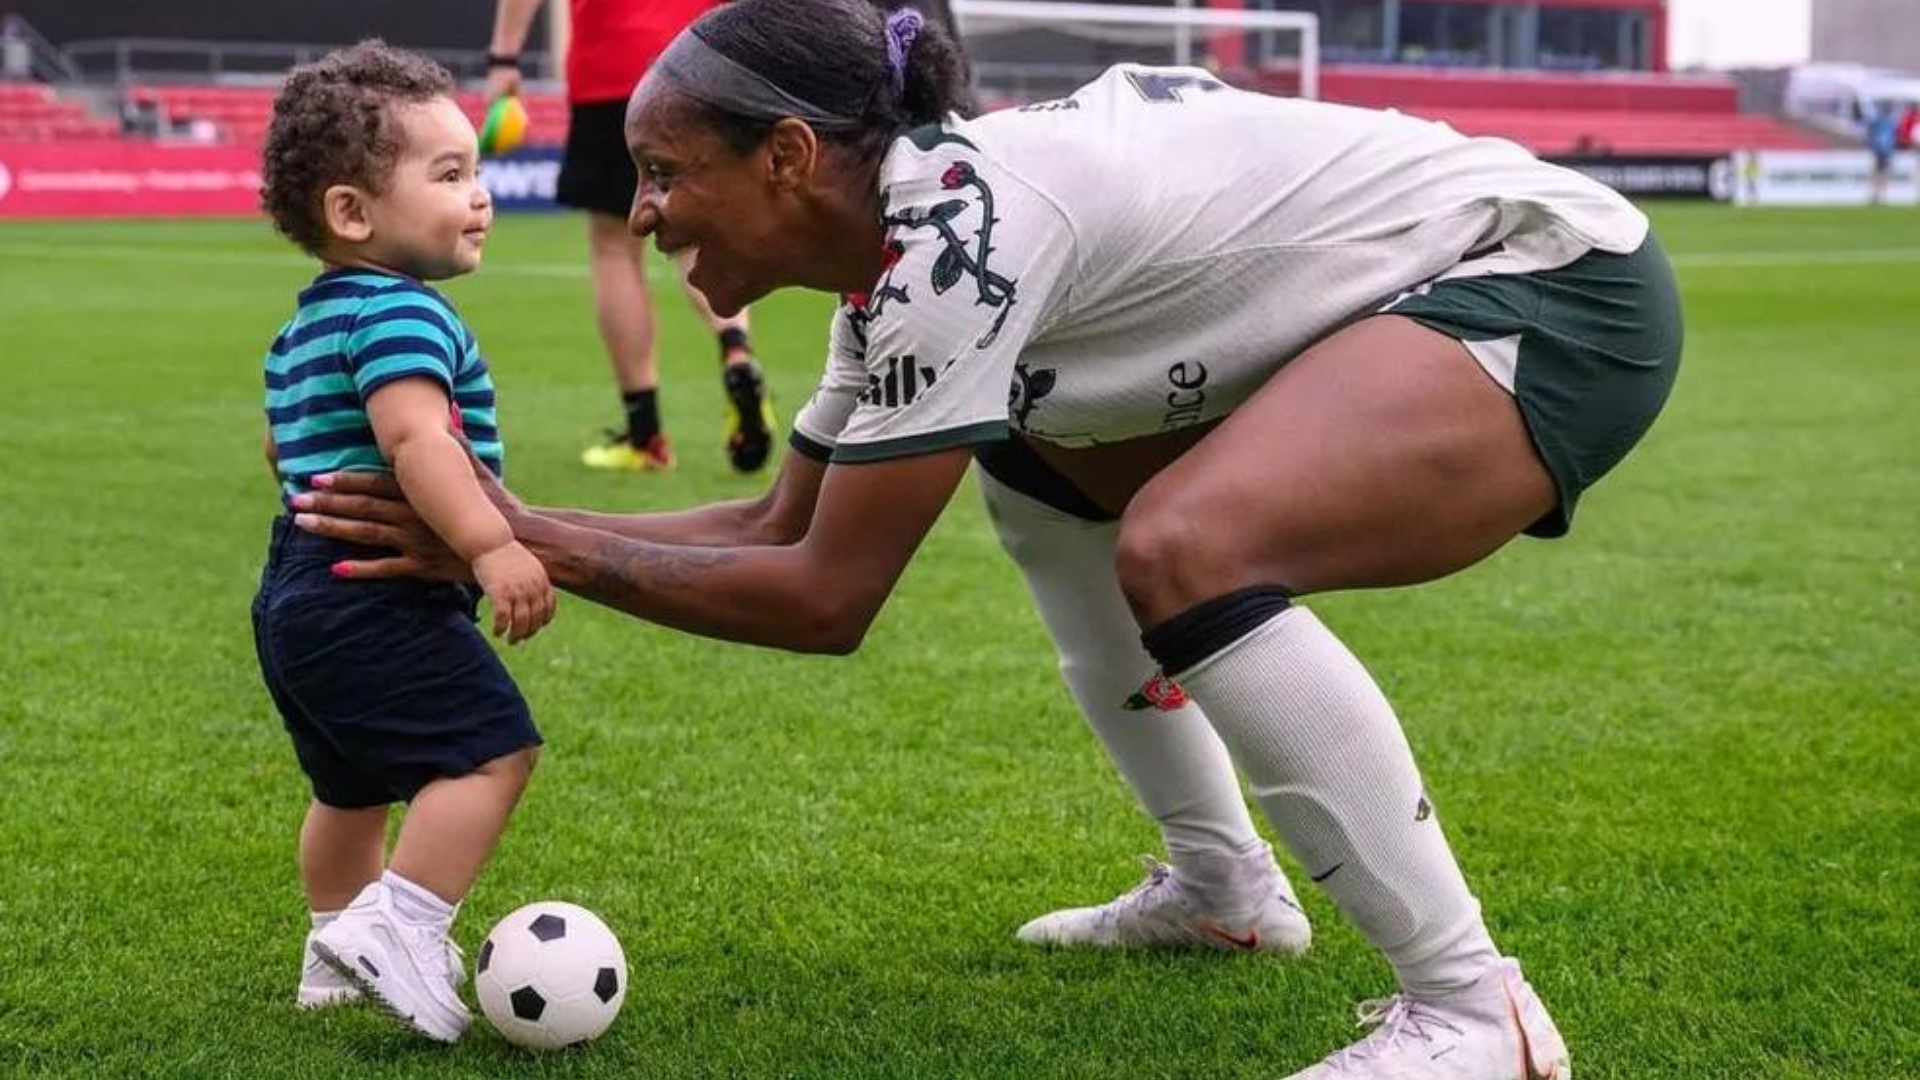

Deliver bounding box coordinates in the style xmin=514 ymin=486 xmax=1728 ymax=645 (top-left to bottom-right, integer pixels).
xmin=321 ymin=184 xmax=374 ymax=244
xmin=764 ymin=117 xmax=820 ymax=192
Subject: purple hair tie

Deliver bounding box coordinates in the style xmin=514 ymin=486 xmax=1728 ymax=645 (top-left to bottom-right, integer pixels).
xmin=884 ymin=7 xmax=925 ymax=100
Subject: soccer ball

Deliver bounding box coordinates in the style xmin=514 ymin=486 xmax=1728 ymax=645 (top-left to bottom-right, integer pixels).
xmin=474 ymin=901 xmax=627 ymax=1050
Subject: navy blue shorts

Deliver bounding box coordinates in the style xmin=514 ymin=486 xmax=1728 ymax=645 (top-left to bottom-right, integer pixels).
xmin=251 ymin=517 xmax=542 ymax=809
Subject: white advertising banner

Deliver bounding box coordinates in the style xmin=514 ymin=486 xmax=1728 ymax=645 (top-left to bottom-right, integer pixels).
xmin=1732 ymin=150 xmax=1919 ymax=207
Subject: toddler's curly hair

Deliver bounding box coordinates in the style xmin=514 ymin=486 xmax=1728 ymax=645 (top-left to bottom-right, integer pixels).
xmin=261 ymin=40 xmax=454 ymax=254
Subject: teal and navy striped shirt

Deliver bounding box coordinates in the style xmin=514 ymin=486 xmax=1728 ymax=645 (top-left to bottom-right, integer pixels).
xmin=266 ymin=268 xmax=504 ymax=503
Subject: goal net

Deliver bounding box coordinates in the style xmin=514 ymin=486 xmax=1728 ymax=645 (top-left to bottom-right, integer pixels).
xmin=949 ymin=0 xmax=1320 ymax=109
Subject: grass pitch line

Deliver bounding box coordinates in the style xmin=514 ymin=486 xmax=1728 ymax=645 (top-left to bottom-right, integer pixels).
xmin=9 ymin=238 xmax=1920 ymax=276
xmin=0 ymin=239 xmax=589 ymax=278
xmin=1668 ymin=247 xmax=1920 ymax=268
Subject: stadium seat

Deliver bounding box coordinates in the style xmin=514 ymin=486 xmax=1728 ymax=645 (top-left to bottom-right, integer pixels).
xmin=0 ymin=82 xmax=54 ymax=107
xmin=1404 ymin=106 xmax=1827 ymax=155
xmin=1316 ymin=64 xmax=1741 ymax=113
xmin=1230 ymin=65 xmax=1825 ymax=157
xmin=0 ymin=84 xmax=117 ymax=141
xmin=120 ymin=84 xmax=572 ymax=148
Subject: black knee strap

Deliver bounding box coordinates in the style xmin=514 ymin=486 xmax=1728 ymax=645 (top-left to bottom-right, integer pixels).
xmin=1141 ymin=586 xmax=1293 ymax=677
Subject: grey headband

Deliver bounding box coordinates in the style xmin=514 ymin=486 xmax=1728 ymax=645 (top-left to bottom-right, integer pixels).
xmin=644 ymin=30 xmax=868 ymax=131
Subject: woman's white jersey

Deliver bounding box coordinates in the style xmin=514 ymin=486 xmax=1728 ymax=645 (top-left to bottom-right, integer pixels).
xmin=793 ymin=64 xmax=1648 ymax=461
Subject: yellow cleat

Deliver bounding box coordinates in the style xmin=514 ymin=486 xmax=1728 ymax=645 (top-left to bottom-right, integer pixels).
xmin=581 ymin=432 xmax=674 ymax=472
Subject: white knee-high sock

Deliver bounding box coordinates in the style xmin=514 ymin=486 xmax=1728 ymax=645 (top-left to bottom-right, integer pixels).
xmin=1175 ymin=606 xmax=1499 ymax=996
xmin=983 ymin=476 xmax=1262 ymax=861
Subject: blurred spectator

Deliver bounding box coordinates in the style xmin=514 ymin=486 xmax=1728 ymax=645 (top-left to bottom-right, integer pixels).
xmin=121 ymin=90 xmax=163 ymax=137
xmin=1898 ymin=103 xmax=1918 ymax=151
xmin=1866 ymin=101 xmax=1898 ymax=205
xmin=2 ymin=15 xmax=31 ymax=80
xmin=1570 ymin=133 xmax=1613 ymax=156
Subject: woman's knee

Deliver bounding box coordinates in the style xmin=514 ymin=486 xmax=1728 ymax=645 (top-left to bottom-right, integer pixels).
xmin=1115 ymin=497 xmax=1252 ymax=625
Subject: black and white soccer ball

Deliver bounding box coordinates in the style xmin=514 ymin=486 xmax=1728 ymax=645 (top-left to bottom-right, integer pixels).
xmin=474 ymin=901 xmax=627 ymax=1050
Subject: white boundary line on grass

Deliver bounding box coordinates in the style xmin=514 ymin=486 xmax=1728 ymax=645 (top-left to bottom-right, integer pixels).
xmin=1668 ymin=247 xmax=1920 ymax=268
xmin=0 ymin=240 xmax=593 ymax=278
xmin=5 ymin=239 xmax=1920 ymax=275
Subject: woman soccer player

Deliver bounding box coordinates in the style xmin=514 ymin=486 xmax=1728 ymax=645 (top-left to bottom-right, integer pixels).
xmin=296 ymin=1 xmax=1681 ymax=1074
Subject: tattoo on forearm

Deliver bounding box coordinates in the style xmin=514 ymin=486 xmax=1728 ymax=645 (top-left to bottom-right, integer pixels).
xmin=577 ymin=535 xmax=740 ymax=604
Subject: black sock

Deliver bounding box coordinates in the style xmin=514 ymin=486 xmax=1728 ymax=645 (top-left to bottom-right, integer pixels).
xmin=623 ymin=389 xmax=660 ymax=443
xmin=718 ymin=326 xmax=750 ymax=361
xmin=1140 ymin=585 xmax=1293 ymax=677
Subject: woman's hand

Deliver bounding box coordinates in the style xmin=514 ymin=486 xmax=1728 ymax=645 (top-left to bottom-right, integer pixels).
xmin=295 ymin=450 xmax=529 ymax=581
xmin=290 ymin=473 xmax=473 ymax=582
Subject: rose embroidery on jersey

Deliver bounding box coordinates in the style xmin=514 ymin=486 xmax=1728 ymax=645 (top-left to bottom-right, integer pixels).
xmin=881 ymin=159 xmax=1018 ymax=348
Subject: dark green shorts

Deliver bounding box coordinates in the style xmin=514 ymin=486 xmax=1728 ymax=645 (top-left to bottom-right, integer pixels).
xmin=1385 ymin=234 xmax=1683 ymax=537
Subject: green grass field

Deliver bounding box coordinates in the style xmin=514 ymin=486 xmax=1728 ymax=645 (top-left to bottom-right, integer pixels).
xmin=0 ymin=205 xmax=1914 ymax=1079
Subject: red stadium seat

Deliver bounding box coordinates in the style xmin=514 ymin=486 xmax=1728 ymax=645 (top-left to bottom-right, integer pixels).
xmin=0 ymin=85 xmax=112 ymax=142
xmin=1226 ymin=65 xmax=1823 ymax=158
xmin=122 ymin=84 xmax=571 ymax=149
xmin=0 ymin=82 xmax=54 ymax=108
xmin=1404 ymin=106 xmax=1826 ymax=155
xmin=1314 ymin=64 xmax=1740 ymax=114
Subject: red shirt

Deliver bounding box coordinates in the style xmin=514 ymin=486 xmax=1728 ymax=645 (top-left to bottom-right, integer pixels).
xmin=566 ymin=0 xmax=719 ymax=105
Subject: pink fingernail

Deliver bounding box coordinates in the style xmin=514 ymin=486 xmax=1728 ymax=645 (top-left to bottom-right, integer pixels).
xmin=330 ymin=562 xmax=351 ymax=578
xmin=289 ymin=493 xmax=313 ymax=509
xmin=311 ymin=474 xmax=334 ymax=489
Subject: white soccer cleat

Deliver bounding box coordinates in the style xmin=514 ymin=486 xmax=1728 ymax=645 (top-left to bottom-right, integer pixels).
xmin=309 ymin=883 xmax=472 ymax=1042
xmin=1016 ymin=844 xmax=1311 ymax=955
xmin=1282 ymin=958 xmax=1571 ymax=1080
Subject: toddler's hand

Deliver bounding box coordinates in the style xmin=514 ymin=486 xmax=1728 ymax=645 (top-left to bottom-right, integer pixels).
xmin=471 ymin=541 xmax=555 ymax=643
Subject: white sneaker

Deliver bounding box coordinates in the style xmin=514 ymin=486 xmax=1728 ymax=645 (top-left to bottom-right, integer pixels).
xmin=1016 ymin=844 xmax=1311 ymax=955
xmin=309 ymin=883 xmax=471 ymax=1042
xmin=1283 ymin=958 xmax=1571 ymax=1080
xmin=298 ymin=933 xmax=361 ymax=1010
xmin=297 ymin=931 xmax=466 ymax=1010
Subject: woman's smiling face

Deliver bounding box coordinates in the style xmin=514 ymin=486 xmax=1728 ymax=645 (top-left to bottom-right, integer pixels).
xmin=624 ymin=88 xmax=801 ymax=317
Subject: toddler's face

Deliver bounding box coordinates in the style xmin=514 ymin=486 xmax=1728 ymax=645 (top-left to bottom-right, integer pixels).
xmin=360 ymin=97 xmax=493 ymax=280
